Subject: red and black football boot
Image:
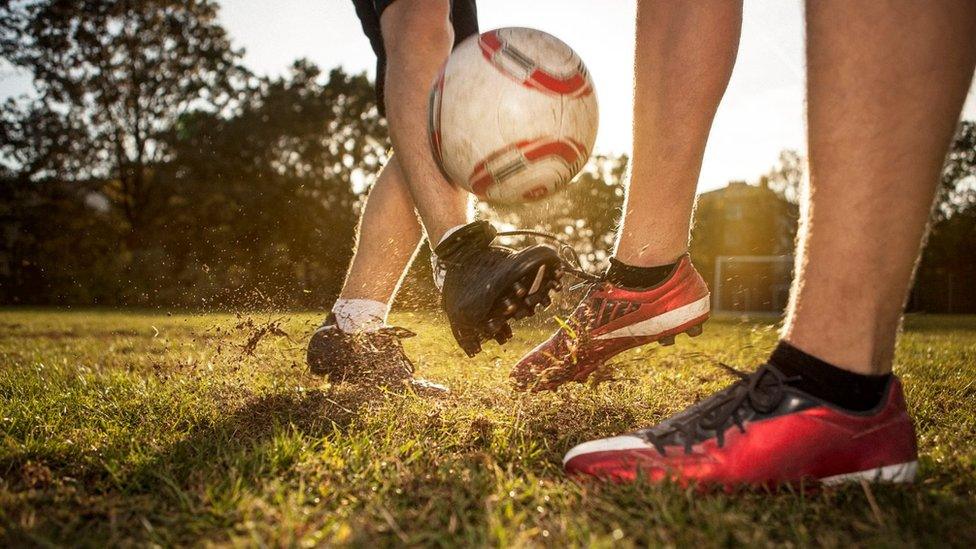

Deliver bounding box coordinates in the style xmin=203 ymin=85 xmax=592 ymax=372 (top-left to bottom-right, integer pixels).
xmin=563 ymin=363 xmax=919 ymax=488
xmin=511 ymin=254 xmax=710 ymax=391
xmin=306 ymin=314 xmax=449 ymax=394
xmin=436 ymin=221 xmax=564 ymax=357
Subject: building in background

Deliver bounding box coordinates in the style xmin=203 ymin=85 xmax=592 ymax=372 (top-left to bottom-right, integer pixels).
xmin=691 ymin=181 xmax=798 ymax=314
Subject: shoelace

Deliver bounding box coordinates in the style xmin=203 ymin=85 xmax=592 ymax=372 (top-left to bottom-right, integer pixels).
xmin=642 ymin=363 xmax=801 ymax=455
xmin=435 ymin=226 xmax=601 ymax=286
xmin=495 ymin=229 xmax=602 ymax=283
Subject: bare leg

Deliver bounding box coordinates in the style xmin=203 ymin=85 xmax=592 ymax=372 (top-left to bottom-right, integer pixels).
xmin=381 ymin=0 xmax=469 ymax=246
xmin=615 ymin=0 xmax=742 ymax=267
xmin=784 ymin=0 xmax=976 ymax=374
xmin=339 ymin=156 xmax=423 ymax=304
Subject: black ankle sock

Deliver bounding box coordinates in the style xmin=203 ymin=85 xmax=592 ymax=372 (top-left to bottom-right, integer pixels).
xmin=604 ymin=257 xmax=678 ymax=289
xmin=768 ymin=341 xmax=891 ymax=412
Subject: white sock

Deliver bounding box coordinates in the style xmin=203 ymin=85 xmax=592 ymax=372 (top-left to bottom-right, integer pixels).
xmin=330 ymin=298 xmax=390 ymax=333
xmin=431 ymin=224 xmax=468 ymax=291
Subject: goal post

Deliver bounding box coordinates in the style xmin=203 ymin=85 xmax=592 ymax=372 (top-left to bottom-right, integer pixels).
xmin=713 ymin=255 xmax=794 ymax=315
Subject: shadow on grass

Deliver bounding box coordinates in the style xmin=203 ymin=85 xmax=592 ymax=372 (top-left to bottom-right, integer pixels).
xmin=1 ymin=383 xmax=376 ymax=546
xmin=126 ymin=381 xmax=374 ymax=485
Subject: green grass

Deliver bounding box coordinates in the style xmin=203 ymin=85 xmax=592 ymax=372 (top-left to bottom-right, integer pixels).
xmin=1 ymin=309 xmax=974 ymax=547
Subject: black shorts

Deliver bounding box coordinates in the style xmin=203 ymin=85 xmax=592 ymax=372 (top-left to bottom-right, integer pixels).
xmin=351 ymin=0 xmax=479 ymax=115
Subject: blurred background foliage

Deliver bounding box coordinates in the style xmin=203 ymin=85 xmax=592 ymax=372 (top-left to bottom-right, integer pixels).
xmin=1 ymin=0 xmax=974 ymax=312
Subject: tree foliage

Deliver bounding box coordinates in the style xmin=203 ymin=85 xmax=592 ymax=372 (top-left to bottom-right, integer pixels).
xmin=0 ymin=1 xmax=973 ymax=312
xmin=759 ymin=149 xmax=804 ymax=204
xmin=147 ymin=63 xmax=386 ymax=307
xmin=913 ymin=121 xmax=976 ymax=312
xmin=1 ymin=49 xmax=384 ymax=306
xmin=0 ymin=0 xmax=243 ymax=237
xmin=936 ymin=121 xmax=976 ymax=221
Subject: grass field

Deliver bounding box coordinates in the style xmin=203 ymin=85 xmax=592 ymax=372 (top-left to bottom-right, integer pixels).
xmin=1 ymin=309 xmax=975 ymax=547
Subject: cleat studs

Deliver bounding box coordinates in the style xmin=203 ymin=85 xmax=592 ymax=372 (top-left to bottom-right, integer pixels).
xmin=513 ymin=281 xmax=528 ymax=297
xmin=686 ymin=324 xmax=704 ymax=337
xmin=486 ymin=317 xmax=504 ymax=334
xmin=462 ymin=341 xmax=481 ymax=357
xmin=488 ymin=319 xmax=512 ymax=344
xmin=502 ymin=298 xmax=519 ymax=316
xmin=494 ymin=324 xmax=512 ymax=345
xmin=454 ymin=326 xmax=483 ymax=357
xmin=660 ymin=335 xmax=676 ymax=347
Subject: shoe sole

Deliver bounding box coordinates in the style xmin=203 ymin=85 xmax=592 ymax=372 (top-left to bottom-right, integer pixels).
xmin=454 ymin=249 xmax=564 ymax=357
xmin=819 ymin=460 xmax=918 ymax=485
xmin=525 ymin=313 xmax=710 ymax=392
xmin=564 ymin=459 xmax=919 ymax=491
xmin=568 ymin=313 xmax=709 ymax=384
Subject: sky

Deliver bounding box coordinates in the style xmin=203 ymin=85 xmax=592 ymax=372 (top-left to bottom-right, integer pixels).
xmin=2 ymin=0 xmax=974 ymax=192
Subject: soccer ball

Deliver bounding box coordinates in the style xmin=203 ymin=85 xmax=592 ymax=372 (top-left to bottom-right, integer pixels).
xmin=428 ymin=27 xmax=598 ymax=205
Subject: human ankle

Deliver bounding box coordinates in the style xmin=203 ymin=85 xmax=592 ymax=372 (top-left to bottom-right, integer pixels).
xmin=769 ymin=340 xmax=892 ymax=411
xmin=611 ymin=245 xmax=686 ymax=270
xmin=330 ymin=298 xmax=390 ymax=333
xmin=783 ymin=314 xmax=896 ymax=375
xmin=430 ymin=221 xmax=490 ymax=290
xmin=430 ymin=222 xmax=470 ymax=252
xmin=604 ymin=256 xmax=681 ymax=289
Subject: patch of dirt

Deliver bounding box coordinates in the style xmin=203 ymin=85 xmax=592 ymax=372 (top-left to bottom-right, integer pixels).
xmin=233 ymin=316 xmax=290 ymax=356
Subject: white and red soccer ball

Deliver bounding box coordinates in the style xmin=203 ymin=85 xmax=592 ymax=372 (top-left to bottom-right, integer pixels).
xmin=429 ymin=27 xmax=599 ymax=205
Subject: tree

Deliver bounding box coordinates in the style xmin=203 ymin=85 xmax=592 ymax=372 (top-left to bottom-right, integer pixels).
xmin=934 ymin=120 xmax=976 ymax=221
xmin=145 ymin=63 xmax=387 ymax=307
xmin=0 ymin=0 xmax=244 ymax=241
xmin=0 ymin=0 xmax=390 ymax=308
xmin=759 ymin=149 xmax=804 ymax=204
xmin=912 ymin=120 xmax=976 ymax=312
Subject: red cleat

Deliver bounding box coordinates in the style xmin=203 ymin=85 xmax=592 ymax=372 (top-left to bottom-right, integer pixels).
xmin=563 ymin=364 xmax=919 ymax=488
xmin=510 ymin=254 xmax=709 ymax=391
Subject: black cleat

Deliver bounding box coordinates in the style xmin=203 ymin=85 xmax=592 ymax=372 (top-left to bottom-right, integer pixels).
xmin=306 ymin=314 xmax=448 ymax=394
xmin=434 ymin=221 xmax=563 ymax=357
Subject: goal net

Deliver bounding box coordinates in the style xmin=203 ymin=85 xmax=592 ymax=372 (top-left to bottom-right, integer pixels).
xmin=712 ymin=255 xmax=794 ymax=315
